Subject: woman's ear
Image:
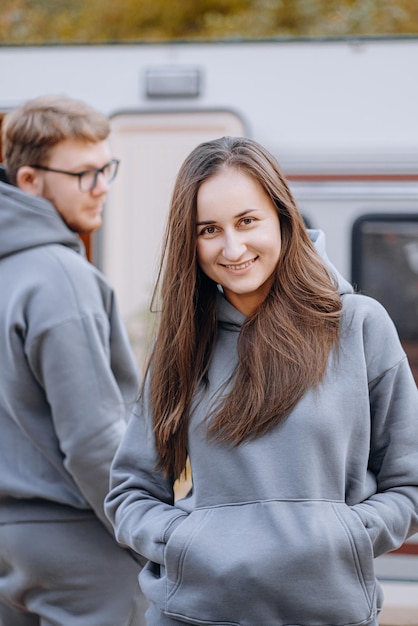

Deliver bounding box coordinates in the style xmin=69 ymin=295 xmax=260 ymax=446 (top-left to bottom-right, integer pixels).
xmin=16 ymin=166 xmax=43 ymax=196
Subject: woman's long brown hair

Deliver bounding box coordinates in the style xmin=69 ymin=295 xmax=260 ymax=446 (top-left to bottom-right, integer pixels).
xmin=145 ymin=137 xmax=342 ymax=479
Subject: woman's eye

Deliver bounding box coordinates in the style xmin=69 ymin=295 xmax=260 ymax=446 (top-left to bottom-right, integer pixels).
xmin=201 ymin=226 xmax=217 ymax=235
xmin=241 ymin=217 xmax=255 ymax=226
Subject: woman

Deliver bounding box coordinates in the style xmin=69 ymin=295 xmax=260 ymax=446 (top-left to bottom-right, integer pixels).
xmin=105 ymin=136 xmax=418 ymax=626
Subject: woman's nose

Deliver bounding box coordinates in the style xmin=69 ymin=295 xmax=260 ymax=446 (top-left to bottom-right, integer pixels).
xmin=222 ymin=232 xmax=246 ymax=260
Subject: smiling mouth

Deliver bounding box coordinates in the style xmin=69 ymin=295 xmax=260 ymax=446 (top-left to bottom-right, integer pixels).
xmin=223 ymin=257 xmax=257 ymax=270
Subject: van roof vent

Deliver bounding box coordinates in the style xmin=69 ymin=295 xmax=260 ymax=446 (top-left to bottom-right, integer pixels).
xmin=144 ymin=66 xmax=201 ymax=99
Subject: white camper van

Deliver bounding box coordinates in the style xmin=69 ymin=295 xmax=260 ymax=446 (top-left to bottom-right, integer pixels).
xmin=1 ymin=37 xmax=417 ymax=618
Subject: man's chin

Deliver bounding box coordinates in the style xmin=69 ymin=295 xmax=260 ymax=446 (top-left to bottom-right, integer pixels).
xmin=73 ymin=218 xmax=103 ymax=235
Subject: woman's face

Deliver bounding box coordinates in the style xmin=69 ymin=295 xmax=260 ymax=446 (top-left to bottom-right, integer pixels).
xmin=196 ymin=167 xmax=281 ymax=316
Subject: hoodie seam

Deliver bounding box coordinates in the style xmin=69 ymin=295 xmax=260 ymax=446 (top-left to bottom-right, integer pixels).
xmin=367 ymin=355 xmax=407 ymax=388
xmin=193 ymin=497 xmax=347 ymax=511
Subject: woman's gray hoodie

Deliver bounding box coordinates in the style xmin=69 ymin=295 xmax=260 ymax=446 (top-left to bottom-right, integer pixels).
xmin=0 ymin=181 xmax=138 ymax=532
xmin=105 ymin=230 xmax=418 ymax=625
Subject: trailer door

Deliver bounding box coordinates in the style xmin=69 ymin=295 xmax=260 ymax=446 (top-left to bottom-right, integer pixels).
xmin=101 ymin=110 xmax=245 ymax=368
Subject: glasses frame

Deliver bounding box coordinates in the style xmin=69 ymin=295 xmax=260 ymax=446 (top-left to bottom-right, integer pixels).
xmin=30 ymin=158 xmax=120 ymax=192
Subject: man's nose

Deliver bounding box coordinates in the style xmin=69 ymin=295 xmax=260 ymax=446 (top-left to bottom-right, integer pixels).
xmin=91 ymin=172 xmax=110 ymax=194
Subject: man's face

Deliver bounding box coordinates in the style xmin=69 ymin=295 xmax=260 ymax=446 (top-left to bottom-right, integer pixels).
xmin=34 ymin=138 xmax=113 ymax=234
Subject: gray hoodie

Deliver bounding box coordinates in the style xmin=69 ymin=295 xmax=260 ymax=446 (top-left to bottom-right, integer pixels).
xmin=105 ymin=230 xmax=418 ymax=625
xmin=0 ymin=181 xmax=139 ymax=532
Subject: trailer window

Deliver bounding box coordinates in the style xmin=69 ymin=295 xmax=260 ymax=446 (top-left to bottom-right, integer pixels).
xmin=352 ymin=214 xmax=418 ymax=382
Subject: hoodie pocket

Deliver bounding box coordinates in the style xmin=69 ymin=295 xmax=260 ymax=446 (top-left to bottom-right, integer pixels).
xmin=141 ymin=500 xmax=377 ymax=626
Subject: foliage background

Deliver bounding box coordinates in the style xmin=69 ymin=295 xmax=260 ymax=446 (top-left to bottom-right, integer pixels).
xmin=1 ymin=0 xmax=418 ymax=44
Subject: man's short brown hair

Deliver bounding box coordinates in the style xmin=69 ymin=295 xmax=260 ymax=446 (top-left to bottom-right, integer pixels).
xmin=2 ymin=94 xmax=110 ymax=185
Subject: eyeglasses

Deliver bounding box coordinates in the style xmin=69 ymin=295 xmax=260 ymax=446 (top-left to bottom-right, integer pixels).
xmin=30 ymin=158 xmax=120 ymax=192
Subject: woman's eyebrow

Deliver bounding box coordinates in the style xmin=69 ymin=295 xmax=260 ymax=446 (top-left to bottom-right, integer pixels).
xmin=196 ymin=209 xmax=255 ymax=226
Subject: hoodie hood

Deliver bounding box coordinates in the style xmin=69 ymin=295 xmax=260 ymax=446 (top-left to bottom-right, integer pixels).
xmin=308 ymin=228 xmax=353 ymax=296
xmin=218 ymin=229 xmax=353 ymax=329
xmin=0 ymin=181 xmax=83 ymax=259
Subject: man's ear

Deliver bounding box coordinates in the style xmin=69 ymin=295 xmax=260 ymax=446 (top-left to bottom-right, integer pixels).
xmin=16 ymin=166 xmax=43 ymax=196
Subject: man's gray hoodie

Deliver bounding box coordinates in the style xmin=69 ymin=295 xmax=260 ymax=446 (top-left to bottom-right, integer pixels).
xmin=0 ymin=181 xmax=139 ymax=532
xmin=105 ymin=229 xmax=418 ymax=626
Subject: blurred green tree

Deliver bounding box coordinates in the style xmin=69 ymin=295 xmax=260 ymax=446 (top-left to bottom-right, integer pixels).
xmin=1 ymin=0 xmax=418 ymax=43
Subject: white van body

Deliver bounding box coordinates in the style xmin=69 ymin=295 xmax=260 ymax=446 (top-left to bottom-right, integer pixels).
xmin=2 ymin=37 xmax=418 ymax=311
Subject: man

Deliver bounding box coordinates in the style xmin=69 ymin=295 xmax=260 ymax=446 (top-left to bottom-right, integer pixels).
xmin=0 ymin=95 xmax=146 ymax=625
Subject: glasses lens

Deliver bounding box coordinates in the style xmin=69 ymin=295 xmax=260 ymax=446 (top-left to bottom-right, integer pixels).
xmin=78 ymin=160 xmax=119 ymax=192
xmin=104 ymin=159 xmax=119 ymax=183
xmin=79 ymin=170 xmax=97 ymax=192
